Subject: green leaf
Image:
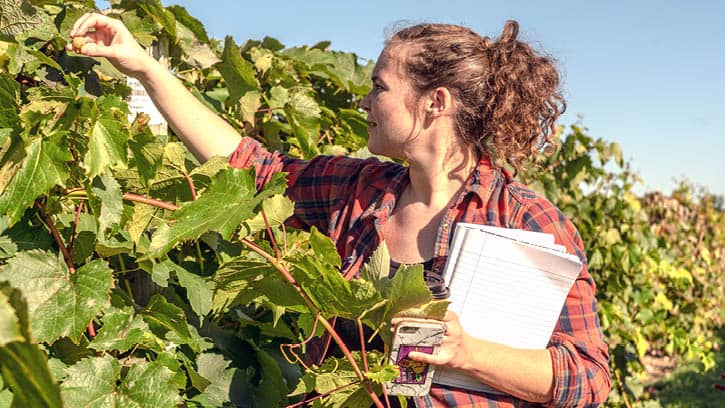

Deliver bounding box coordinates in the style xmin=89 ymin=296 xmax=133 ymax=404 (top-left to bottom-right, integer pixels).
xmin=292 ymin=253 xmax=383 ymax=320
xmin=239 ymin=90 xmax=261 ymax=124
xmin=150 ymin=258 xmax=173 ymax=287
xmin=252 ymin=347 xmax=288 ymax=407
xmin=309 ymin=226 xmax=341 ymax=267
xmin=88 ymin=173 xmax=123 ymax=236
xmin=284 ymin=89 xmax=321 ymax=159
xmin=0 ymin=73 xmax=20 ymax=130
xmin=174 ymin=21 xmax=220 ymax=69
xmin=0 ymin=138 xmax=70 ymax=226
xmin=140 ymin=295 xmax=193 ymax=343
xmin=146 ymin=168 xmax=285 ymax=259
xmin=129 ymin=129 xmax=164 ymax=187
xmin=309 ymin=351 xmax=384 ymax=407
xmin=127 ymin=202 xmax=157 ymax=246
xmin=190 ymin=353 xmax=237 ymax=407
xmin=0 ymin=0 xmax=44 ymax=37
xmin=0 ymin=283 xmax=23 ymax=345
xmin=61 ymin=355 xmax=181 ymax=408
xmin=215 ymin=36 xmax=258 ymax=103
xmin=174 ymin=262 xmax=214 ymax=319
xmin=90 ymin=292 xmax=149 ymax=353
xmin=0 ymin=251 xmax=112 ymax=343
xmin=138 ymin=0 xmax=176 ymax=37
xmin=0 ymin=282 xmax=63 ymax=408
xmin=0 ymin=218 xmax=17 ymax=259
xmin=84 ymin=115 xmax=128 ymax=179
xmin=241 ymin=194 xmax=295 ymax=236
xmin=361 ymin=241 xmax=391 ymax=282
xmin=365 ymin=364 xmax=399 ymax=384
xmin=168 ymin=5 xmax=209 ymax=42
xmin=212 ymin=257 xmax=306 ymax=315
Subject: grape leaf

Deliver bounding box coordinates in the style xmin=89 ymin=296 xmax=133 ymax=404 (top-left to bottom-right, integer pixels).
xmin=0 ymin=283 xmax=23 ymax=345
xmin=0 ymin=0 xmax=44 ymax=37
xmin=0 ymin=73 xmax=20 ymax=130
xmin=88 ymin=173 xmax=123 ymax=236
xmin=241 ymin=194 xmax=295 ymax=236
xmin=0 ymin=282 xmax=63 ymax=408
xmin=140 ymin=294 xmax=210 ymax=353
xmin=145 ymin=168 xmax=285 ymax=259
xmin=252 ymin=347 xmax=288 ymax=407
xmin=168 ymin=5 xmax=209 ymax=43
xmin=137 ymin=0 xmax=176 ymax=37
xmin=173 ymin=261 xmax=214 ymax=319
xmin=190 ymin=353 xmax=237 ymax=407
xmin=216 ymin=36 xmax=258 ymax=102
xmin=128 ymin=129 xmax=164 ymax=187
xmin=0 ymin=250 xmax=112 ymax=343
xmin=90 ymin=292 xmax=150 ymax=353
xmin=60 ymin=355 xmax=181 ymax=408
xmin=84 ymin=115 xmax=128 ymax=179
xmin=291 ymin=253 xmax=384 ymax=320
xmin=0 ymin=137 xmax=70 ymax=227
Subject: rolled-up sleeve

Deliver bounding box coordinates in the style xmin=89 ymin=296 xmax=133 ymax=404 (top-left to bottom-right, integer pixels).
xmin=521 ymin=198 xmax=611 ymax=407
xmin=227 ymin=137 xmax=378 ymax=235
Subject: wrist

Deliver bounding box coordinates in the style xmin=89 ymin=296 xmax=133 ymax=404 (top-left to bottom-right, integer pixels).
xmin=133 ymin=53 xmax=166 ymax=82
xmin=456 ymin=333 xmax=481 ymax=372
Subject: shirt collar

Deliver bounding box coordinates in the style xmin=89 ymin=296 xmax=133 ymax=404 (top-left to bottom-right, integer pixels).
xmin=459 ymin=154 xmax=505 ymax=205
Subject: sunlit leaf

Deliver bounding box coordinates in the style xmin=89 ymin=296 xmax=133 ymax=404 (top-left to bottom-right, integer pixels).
xmin=0 ymin=251 xmax=112 ymax=343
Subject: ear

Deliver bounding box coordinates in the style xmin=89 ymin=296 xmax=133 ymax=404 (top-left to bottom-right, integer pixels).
xmin=425 ymin=87 xmax=453 ymax=117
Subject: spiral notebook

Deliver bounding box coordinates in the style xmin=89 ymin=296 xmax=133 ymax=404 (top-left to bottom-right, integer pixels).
xmin=432 ymin=223 xmax=583 ymax=394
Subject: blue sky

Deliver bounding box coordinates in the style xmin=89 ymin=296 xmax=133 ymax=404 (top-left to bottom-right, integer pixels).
xmin=100 ymin=1 xmax=725 ymax=196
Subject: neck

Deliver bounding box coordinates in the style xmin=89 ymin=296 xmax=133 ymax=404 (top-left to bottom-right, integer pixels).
xmin=404 ymin=140 xmax=478 ymax=208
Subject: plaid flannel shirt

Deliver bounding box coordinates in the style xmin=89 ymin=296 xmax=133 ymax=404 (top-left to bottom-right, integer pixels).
xmin=229 ymin=138 xmax=611 ymax=407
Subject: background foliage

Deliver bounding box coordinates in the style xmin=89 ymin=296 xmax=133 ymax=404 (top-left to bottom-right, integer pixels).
xmin=0 ymin=0 xmax=723 ymax=407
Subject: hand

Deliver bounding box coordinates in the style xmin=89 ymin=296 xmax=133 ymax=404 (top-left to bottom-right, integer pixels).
xmin=66 ymin=13 xmax=155 ymax=77
xmin=392 ymin=310 xmax=471 ymax=371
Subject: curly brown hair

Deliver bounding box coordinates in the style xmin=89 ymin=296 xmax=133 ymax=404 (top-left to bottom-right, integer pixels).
xmin=386 ymin=20 xmax=565 ymax=173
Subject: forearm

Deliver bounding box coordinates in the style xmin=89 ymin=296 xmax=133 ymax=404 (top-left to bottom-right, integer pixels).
xmin=458 ymin=334 xmax=554 ymax=403
xmin=136 ymin=58 xmax=242 ymax=162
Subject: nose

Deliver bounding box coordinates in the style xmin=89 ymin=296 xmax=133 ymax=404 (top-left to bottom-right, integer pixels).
xmin=360 ymin=92 xmax=371 ymax=112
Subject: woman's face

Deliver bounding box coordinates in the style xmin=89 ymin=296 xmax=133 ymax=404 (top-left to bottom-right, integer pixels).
xmin=361 ymin=48 xmax=423 ymax=158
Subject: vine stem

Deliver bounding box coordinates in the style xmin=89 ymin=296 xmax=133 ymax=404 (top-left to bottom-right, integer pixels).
xmin=122 ymin=193 xmax=179 ymax=211
xmin=357 ymin=318 xmax=370 ymax=372
xmin=35 ymin=199 xmax=75 ymax=274
xmin=241 ymin=238 xmax=384 ymax=408
xmin=286 ymin=380 xmax=360 ymax=408
xmin=69 ymin=189 xmax=384 ymax=406
xmin=68 ymin=202 xmax=85 ymax=254
xmin=184 ymin=173 xmax=197 ymax=201
xmin=261 ymin=209 xmax=282 ymax=261
xmin=35 ymin=199 xmax=96 ymax=338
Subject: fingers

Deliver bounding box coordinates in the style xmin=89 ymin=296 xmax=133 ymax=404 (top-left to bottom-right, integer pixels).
xmin=407 ymin=350 xmax=441 ymax=365
xmin=70 ymin=12 xmax=120 ymax=38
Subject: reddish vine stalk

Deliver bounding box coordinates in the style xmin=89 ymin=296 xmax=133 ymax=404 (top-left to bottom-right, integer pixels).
xmin=112 ymin=191 xmax=385 ymax=407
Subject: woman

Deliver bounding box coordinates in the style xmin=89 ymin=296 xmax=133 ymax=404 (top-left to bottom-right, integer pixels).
xmin=69 ymin=13 xmax=610 ymax=407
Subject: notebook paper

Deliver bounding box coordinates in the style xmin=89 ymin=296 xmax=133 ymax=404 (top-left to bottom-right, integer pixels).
xmin=433 ymin=224 xmax=582 ymax=393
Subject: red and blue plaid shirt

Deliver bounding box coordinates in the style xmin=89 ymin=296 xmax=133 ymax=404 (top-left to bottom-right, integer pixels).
xmin=229 ymin=138 xmax=611 ymax=407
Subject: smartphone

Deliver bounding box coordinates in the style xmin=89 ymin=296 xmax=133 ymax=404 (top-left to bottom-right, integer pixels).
xmin=385 ymin=319 xmax=445 ymax=396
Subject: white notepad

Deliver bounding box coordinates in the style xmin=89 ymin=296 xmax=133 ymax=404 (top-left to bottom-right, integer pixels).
xmin=433 ymin=223 xmax=582 ymax=394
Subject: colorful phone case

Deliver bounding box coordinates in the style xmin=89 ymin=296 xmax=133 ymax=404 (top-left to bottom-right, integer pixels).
xmin=385 ymin=320 xmax=445 ymax=396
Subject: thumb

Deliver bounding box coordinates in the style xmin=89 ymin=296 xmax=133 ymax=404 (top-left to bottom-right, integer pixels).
xmin=407 ymin=351 xmax=438 ymax=365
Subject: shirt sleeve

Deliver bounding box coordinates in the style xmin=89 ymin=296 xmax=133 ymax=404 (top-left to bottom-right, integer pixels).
xmin=520 ymin=198 xmax=612 ymax=407
xmin=227 ymin=137 xmax=373 ymax=234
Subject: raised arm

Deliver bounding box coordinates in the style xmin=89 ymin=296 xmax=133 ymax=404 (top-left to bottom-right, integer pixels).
xmin=68 ymin=13 xmax=241 ymax=162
